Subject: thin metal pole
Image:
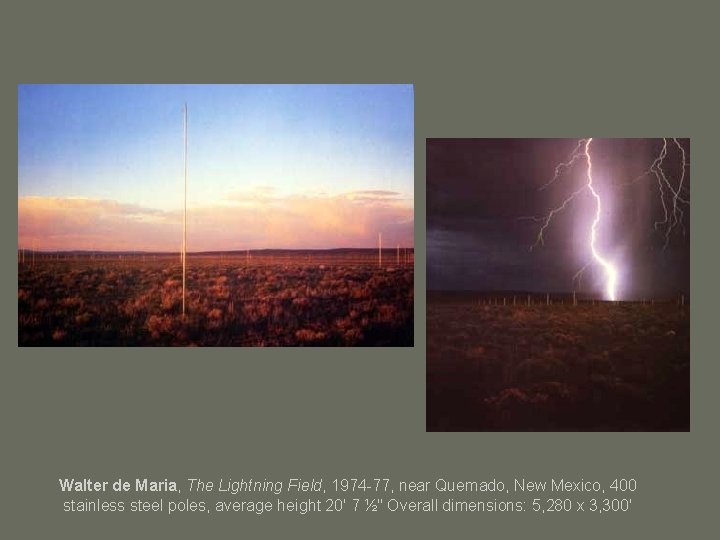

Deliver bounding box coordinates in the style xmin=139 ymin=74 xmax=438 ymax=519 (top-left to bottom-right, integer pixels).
xmin=378 ymin=232 xmax=382 ymax=267
xmin=182 ymin=104 xmax=187 ymax=317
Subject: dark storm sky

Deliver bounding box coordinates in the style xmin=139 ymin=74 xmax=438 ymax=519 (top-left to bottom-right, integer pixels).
xmin=427 ymin=138 xmax=690 ymax=298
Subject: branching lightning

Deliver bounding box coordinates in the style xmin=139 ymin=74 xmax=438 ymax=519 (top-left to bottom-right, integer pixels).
xmin=619 ymin=137 xmax=688 ymax=248
xmin=521 ymin=138 xmax=689 ymax=301
xmin=538 ymin=138 xmax=588 ymax=192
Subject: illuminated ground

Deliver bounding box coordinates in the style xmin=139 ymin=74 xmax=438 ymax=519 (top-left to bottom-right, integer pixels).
xmin=427 ymin=291 xmax=689 ymax=431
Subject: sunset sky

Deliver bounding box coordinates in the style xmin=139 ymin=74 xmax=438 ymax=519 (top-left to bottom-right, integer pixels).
xmin=18 ymin=84 xmax=414 ymax=251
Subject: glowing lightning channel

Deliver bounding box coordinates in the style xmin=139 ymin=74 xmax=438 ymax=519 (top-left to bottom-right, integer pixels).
xmin=522 ymin=138 xmax=689 ymax=301
xmin=584 ymin=138 xmax=618 ymax=301
xmin=520 ymin=138 xmax=617 ymax=300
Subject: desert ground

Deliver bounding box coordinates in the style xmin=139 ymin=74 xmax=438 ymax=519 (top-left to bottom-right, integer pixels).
xmin=18 ymin=250 xmax=414 ymax=347
xmin=427 ymin=291 xmax=689 ymax=431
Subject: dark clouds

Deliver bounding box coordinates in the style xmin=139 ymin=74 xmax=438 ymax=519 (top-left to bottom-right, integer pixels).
xmin=427 ymin=138 xmax=690 ymax=298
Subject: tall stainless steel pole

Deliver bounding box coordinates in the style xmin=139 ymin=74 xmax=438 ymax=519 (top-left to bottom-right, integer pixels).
xmin=378 ymin=232 xmax=382 ymax=267
xmin=182 ymin=104 xmax=187 ymax=317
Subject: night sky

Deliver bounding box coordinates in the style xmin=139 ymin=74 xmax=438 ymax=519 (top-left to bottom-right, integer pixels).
xmin=427 ymin=138 xmax=690 ymax=299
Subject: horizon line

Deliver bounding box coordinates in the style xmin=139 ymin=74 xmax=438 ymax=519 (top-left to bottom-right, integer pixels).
xmin=17 ymin=246 xmax=416 ymax=254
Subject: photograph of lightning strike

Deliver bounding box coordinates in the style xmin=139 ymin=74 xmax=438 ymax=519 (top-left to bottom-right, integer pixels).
xmin=18 ymin=84 xmax=414 ymax=346
xmin=427 ymin=138 xmax=689 ymax=431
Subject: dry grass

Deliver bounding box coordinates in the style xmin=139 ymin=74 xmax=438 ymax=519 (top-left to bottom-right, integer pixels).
xmin=18 ymin=254 xmax=413 ymax=347
xmin=427 ymin=292 xmax=689 ymax=431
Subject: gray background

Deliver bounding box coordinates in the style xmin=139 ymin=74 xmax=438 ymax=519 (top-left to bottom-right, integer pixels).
xmin=3 ymin=1 xmax=717 ymax=538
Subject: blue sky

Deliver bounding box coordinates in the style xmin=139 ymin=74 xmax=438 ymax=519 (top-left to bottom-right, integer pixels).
xmin=19 ymin=84 xmax=414 ymax=207
xmin=18 ymin=84 xmax=414 ymax=250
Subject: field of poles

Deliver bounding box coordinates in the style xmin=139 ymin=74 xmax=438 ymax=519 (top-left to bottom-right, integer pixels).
xmin=18 ymin=250 xmax=414 ymax=347
xmin=427 ymin=291 xmax=689 ymax=431
xmin=474 ymin=292 xmax=687 ymax=308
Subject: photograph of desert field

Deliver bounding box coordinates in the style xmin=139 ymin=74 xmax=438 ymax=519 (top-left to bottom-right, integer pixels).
xmin=427 ymin=138 xmax=689 ymax=431
xmin=18 ymin=84 xmax=414 ymax=347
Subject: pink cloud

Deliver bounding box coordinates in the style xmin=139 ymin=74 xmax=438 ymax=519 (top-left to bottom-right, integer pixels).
xmin=18 ymin=192 xmax=414 ymax=251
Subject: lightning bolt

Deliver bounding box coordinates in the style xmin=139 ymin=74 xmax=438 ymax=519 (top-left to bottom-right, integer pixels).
xmin=521 ymin=140 xmax=589 ymax=251
xmin=585 ymin=138 xmax=618 ymax=301
xmin=522 ymin=138 xmax=689 ymax=301
xmin=619 ymin=137 xmax=689 ymax=248
xmin=538 ymin=138 xmax=588 ymax=191
xmin=524 ymin=184 xmax=588 ymax=249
